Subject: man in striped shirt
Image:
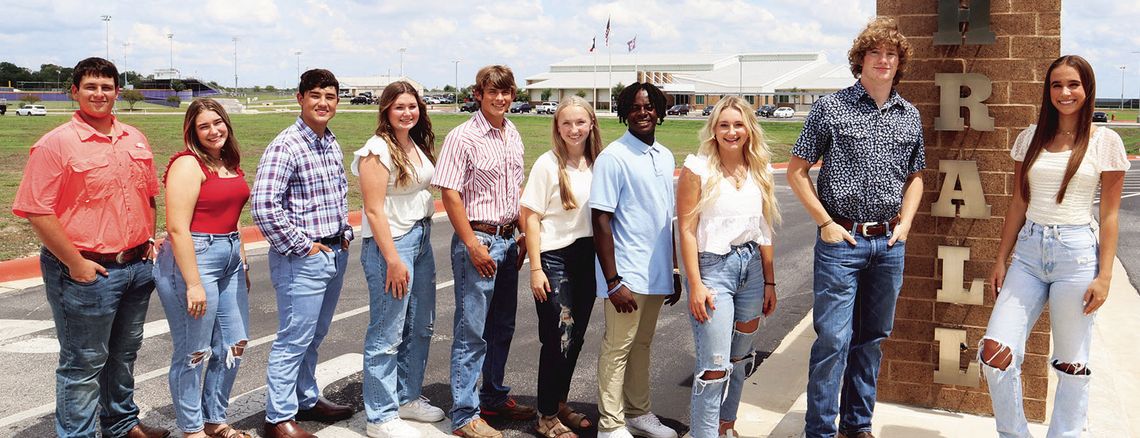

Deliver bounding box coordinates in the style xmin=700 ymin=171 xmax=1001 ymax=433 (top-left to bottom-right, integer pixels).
xmin=432 ymin=65 xmax=536 ymax=438
xmin=252 ymin=69 xmax=355 ymax=438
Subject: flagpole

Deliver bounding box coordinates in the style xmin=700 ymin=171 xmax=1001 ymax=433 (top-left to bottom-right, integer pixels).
xmin=607 ymin=44 xmax=612 ymax=110
xmin=593 ymin=48 xmax=598 ymax=110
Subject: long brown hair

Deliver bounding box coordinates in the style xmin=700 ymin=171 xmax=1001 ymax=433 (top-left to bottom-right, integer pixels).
xmin=550 ymin=96 xmax=602 ymax=210
xmin=1018 ymin=55 xmax=1096 ymax=203
xmin=374 ymin=81 xmax=436 ymax=187
xmin=182 ymin=98 xmax=240 ymax=172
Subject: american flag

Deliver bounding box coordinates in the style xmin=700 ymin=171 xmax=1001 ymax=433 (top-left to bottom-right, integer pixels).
xmin=604 ymin=17 xmax=611 ymax=46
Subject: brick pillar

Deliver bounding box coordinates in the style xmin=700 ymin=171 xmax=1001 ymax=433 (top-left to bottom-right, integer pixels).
xmin=875 ymin=0 xmax=1060 ymax=421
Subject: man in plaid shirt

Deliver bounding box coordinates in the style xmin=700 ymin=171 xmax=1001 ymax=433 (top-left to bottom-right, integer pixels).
xmin=252 ymin=69 xmax=355 ymax=438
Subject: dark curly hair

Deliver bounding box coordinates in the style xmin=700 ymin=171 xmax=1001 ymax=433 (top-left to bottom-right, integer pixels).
xmin=616 ymin=82 xmax=667 ymax=126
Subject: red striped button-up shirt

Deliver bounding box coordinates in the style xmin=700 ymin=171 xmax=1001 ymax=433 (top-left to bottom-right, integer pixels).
xmin=431 ymin=110 xmax=524 ymax=225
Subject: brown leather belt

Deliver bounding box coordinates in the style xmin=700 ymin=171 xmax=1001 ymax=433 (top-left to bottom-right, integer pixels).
xmin=834 ymin=216 xmax=900 ymax=237
xmin=80 ymin=241 xmax=150 ymax=265
xmin=470 ymin=221 xmax=517 ymax=238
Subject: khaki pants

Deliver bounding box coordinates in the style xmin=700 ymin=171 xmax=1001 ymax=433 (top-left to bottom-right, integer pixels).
xmin=597 ymin=293 xmax=666 ymax=431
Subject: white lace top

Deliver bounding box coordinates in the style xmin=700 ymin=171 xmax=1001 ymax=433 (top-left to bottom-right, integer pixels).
xmin=1011 ymin=125 xmax=1130 ymax=225
xmin=683 ymin=154 xmax=773 ymax=254
xmin=351 ymin=136 xmax=435 ymax=238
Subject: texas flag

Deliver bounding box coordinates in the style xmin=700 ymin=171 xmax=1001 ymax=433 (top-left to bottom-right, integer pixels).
xmin=627 ymin=36 xmax=637 ymax=52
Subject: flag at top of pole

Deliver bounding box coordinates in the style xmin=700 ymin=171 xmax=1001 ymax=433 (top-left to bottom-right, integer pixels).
xmin=589 ymin=36 xmax=596 ymax=53
xmin=604 ymin=17 xmax=611 ymax=46
xmin=627 ymin=36 xmax=637 ymax=52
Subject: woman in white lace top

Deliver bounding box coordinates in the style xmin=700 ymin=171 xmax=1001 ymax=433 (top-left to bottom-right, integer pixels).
xmin=676 ymin=96 xmax=780 ymax=438
xmin=980 ymin=55 xmax=1130 ymax=438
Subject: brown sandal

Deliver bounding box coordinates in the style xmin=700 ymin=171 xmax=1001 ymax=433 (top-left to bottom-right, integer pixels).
xmin=557 ymin=404 xmax=592 ymax=430
xmin=536 ymin=415 xmax=577 ymax=438
xmin=205 ymin=425 xmax=252 ymax=438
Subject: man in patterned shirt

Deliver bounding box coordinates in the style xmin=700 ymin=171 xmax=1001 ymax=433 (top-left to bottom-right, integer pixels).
xmin=786 ymin=17 xmax=925 ymax=438
xmin=432 ymin=65 xmax=536 ymax=438
xmin=252 ymin=69 xmax=355 ymax=438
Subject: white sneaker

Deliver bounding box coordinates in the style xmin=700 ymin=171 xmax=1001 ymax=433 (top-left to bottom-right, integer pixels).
xmin=626 ymin=412 xmax=678 ymax=438
xmin=599 ymin=427 xmax=636 ymax=438
xmin=367 ymin=418 xmax=421 ymax=438
xmin=399 ymin=396 xmax=446 ymax=423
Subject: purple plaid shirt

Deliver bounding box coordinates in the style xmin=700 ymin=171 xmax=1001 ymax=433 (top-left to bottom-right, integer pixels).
xmin=252 ymin=117 xmax=353 ymax=256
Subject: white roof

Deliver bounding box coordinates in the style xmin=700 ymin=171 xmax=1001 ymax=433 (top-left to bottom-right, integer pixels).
xmin=526 ymin=52 xmax=853 ymax=95
xmin=338 ymin=76 xmax=424 ymax=93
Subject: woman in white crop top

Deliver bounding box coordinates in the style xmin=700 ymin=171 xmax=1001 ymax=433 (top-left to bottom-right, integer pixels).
xmin=981 ymin=55 xmax=1129 ymax=438
xmin=352 ymin=81 xmax=447 ymax=436
xmin=677 ymin=96 xmax=780 ymax=438
xmin=520 ymin=96 xmax=603 ymax=438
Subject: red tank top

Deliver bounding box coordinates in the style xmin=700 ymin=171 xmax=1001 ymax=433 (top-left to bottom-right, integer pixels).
xmin=164 ymin=151 xmax=251 ymax=234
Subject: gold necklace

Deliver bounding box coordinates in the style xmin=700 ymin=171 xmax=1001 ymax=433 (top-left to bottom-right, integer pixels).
xmin=724 ymin=166 xmax=747 ymax=190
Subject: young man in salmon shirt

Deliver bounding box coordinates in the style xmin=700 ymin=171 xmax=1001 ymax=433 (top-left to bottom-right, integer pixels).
xmin=12 ymin=57 xmax=169 ymax=438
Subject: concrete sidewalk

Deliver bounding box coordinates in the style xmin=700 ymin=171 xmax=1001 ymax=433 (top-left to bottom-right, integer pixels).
xmin=732 ymin=256 xmax=1139 ymax=438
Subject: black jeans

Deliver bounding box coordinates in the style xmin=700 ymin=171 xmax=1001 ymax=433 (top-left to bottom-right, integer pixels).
xmin=534 ymin=237 xmax=597 ymax=416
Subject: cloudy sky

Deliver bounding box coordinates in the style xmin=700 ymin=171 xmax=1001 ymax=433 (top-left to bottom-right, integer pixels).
xmin=3 ymin=0 xmax=1139 ymax=97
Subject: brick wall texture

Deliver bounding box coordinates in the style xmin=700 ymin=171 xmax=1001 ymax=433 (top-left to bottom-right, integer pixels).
xmin=876 ymin=0 xmax=1060 ymax=421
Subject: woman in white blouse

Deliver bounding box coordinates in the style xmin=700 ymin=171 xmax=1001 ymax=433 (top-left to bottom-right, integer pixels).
xmin=677 ymin=96 xmax=780 ymax=438
xmin=520 ymin=96 xmax=603 ymax=438
xmin=353 ymin=81 xmax=446 ymax=438
xmin=981 ymin=55 xmax=1129 ymax=438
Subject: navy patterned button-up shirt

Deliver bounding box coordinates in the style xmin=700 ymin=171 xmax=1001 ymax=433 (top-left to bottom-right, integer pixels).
xmin=792 ymin=81 xmax=925 ymax=223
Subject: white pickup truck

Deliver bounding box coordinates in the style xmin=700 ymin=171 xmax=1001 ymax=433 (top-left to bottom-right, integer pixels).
xmin=534 ymin=101 xmax=558 ymax=115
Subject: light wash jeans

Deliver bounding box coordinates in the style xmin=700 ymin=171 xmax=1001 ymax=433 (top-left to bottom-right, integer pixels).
xmin=449 ymin=231 xmax=519 ymax=429
xmin=41 ymin=248 xmax=154 ymax=438
xmin=982 ymin=221 xmax=1098 ymax=438
xmin=688 ymin=242 xmax=766 ymax=438
xmin=361 ymin=219 xmax=436 ymax=425
xmin=805 ymin=232 xmax=905 ymax=438
xmin=264 ymin=241 xmax=349 ymax=423
xmin=154 ymin=232 xmax=250 ymax=433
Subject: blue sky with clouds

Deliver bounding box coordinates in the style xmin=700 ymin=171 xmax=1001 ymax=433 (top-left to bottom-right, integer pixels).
xmin=3 ymin=0 xmax=1139 ymax=97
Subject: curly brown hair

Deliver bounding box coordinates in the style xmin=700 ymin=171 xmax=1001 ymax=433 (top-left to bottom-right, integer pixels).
xmin=847 ymin=17 xmax=912 ymax=85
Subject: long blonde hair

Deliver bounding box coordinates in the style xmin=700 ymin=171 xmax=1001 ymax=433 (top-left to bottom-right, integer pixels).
xmin=689 ymin=96 xmax=780 ymax=228
xmin=550 ymin=96 xmax=602 ymax=210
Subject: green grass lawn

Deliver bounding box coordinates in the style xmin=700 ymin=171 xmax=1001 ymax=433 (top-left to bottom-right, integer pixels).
xmin=0 ymin=111 xmax=799 ymax=261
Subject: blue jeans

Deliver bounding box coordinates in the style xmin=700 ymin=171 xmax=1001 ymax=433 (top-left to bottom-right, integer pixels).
xmin=534 ymin=237 xmax=597 ymax=416
xmin=41 ymin=248 xmax=155 ymax=438
xmin=264 ymin=242 xmax=349 ymax=423
xmin=362 ymin=219 xmax=436 ymax=425
xmin=804 ymin=233 xmax=905 ymax=438
xmin=689 ymin=242 xmax=766 ymax=438
xmin=449 ymin=231 xmax=519 ymax=429
xmin=153 ymin=233 xmax=250 ymax=433
xmin=981 ymin=221 xmax=1098 ymax=438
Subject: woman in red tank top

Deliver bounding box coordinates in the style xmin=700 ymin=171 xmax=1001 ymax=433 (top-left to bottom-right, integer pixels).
xmin=153 ymin=98 xmax=252 ymax=438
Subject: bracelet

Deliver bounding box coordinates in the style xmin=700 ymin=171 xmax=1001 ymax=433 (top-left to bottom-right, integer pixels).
xmin=818 ymin=219 xmax=834 ymax=230
xmin=606 ymin=273 xmax=623 ymax=285
xmin=607 ymin=282 xmax=624 ymax=296
xmin=530 ymin=266 xmax=543 ymax=272
xmin=764 ymin=281 xmax=776 ymax=286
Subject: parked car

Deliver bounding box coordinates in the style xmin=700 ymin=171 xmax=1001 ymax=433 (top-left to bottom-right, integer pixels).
xmin=535 ymin=101 xmax=558 ymax=114
xmin=460 ymin=101 xmax=480 ymax=112
xmin=510 ymin=102 xmax=532 ymax=113
xmin=755 ymin=105 xmax=776 ymax=117
xmin=1092 ymin=111 xmax=1108 ymax=123
xmin=424 ymin=96 xmax=442 ymax=105
xmin=701 ymin=105 xmax=714 ymax=116
xmin=16 ymin=104 xmax=47 ymax=116
xmin=0 ymin=98 xmax=7 ymax=116
xmin=772 ymin=107 xmax=794 ymax=118
xmin=350 ymin=96 xmax=372 ymax=105
xmin=666 ymin=104 xmax=690 ymax=116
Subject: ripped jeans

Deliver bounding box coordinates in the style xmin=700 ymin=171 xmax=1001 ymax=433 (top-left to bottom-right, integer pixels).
xmin=534 ymin=237 xmax=597 ymax=417
xmin=154 ymin=232 xmax=250 ymax=433
xmin=981 ymin=221 xmax=1098 ymax=438
xmin=689 ymin=242 xmax=765 ymax=438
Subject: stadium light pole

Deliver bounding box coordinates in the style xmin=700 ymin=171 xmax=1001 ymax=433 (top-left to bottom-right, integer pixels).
xmin=233 ymin=37 xmax=239 ymax=93
xmin=167 ymin=33 xmax=174 ymax=74
xmin=399 ymin=48 xmax=407 ymax=78
xmin=121 ymin=41 xmax=130 ymax=87
xmin=1121 ymin=65 xmax=1127 ymax=110
xmin=295 ymin=51 xmax=303 ymax=81
xmin=101 ymin=15 xmax=111 ymax=60
xmin=453 ymin=60 xmax=460 ymax=104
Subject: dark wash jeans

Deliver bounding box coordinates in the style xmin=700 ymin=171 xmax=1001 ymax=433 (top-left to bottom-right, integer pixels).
xmin=534 ymin=237 xmax=597 ymax=416
xmin=41 ymin=248 xmax=155 ymax=438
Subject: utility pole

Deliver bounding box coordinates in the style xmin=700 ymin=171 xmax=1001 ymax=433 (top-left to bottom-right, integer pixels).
xmin=452 ymin=59 xmax=460 ymax=103
xmin=233 ymin=37 xmax=239 ymax=93
xmin=101 ymin=15 xmax=111 ymax=59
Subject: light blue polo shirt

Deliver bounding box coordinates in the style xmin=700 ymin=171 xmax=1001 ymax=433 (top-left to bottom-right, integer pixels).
xmin=589 ymin=131 xmax=676 ymax=297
